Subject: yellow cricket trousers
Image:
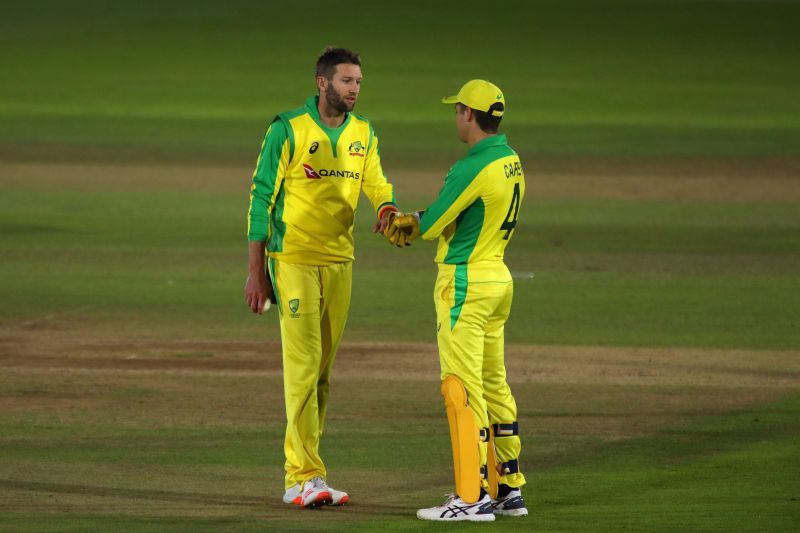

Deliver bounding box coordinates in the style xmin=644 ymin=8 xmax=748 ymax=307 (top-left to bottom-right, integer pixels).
xmin=268 ymin=258 xmax=352 ymax=489
xmin=435 ymin=261 xmax=526 ymax=489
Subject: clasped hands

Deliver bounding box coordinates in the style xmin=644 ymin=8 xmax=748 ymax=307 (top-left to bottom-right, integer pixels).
xmin=382 ymin=211 xmax=420 ymax=247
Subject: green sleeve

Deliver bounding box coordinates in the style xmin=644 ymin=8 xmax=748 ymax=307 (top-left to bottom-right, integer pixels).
xmin=247 ymin=118 xmax=291 ymax=241
xmin=418 ymin=161 xmax=480 ymax=239
xmin=361 ymin=124 xmax=398 ymax=217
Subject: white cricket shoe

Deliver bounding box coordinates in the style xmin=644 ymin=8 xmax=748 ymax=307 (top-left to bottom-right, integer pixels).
xmin=492 ymin=486 xmax=529 ymax=516
xmin=299 ymin=477 xmax=332 ymax=508
xmin=285 ymin=477 xmax=349 ymax=507
xmin=282 ymin=484 xmax=302 ymax=505
xmin=416 ymin=493 xmax=495 ymax=522
xmin=327 ymin=484 xmax=350 ymax=506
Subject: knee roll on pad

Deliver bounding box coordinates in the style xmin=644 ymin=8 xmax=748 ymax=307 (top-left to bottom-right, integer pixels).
xmin=441 ymin=375 xmax=481 ymax=504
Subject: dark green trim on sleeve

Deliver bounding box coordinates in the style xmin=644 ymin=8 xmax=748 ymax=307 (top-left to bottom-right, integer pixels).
xmin=419 ymin=162 xmax=473 ymax=236
xmin=419 ymin=138 xmax=513 ymax=238
xmin=267 ymin=181 xmax=286 ymax=253
xmin=284 ymin=120 xmax=295 ymax=160
xmin=444 ymin=197 xmax=485 ymax=264
xmin=376 ymin=201 xmax=398 ymax=218
xmin=248 ymin=118 xmax=291 ymax=241
xmin=275 ymin=106 xmax=307 ymax=160
xmin=366 ymin=122 xmax=375 ymax=153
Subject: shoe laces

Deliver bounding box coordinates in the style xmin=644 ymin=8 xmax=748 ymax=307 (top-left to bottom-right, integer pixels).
xmin=441 ymin=493 xmax=457 ymax=506
xmin=308 ymin=476 xmax=328 ymax=490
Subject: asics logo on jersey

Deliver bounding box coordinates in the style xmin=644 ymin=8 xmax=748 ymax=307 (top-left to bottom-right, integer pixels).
xmin=309 ymin=141 xmax=319 ymax=154
xmin=302 ymin=164 xmax=321 ymax=179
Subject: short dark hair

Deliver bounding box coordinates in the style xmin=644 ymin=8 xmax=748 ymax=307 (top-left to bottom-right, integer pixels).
xmin=316 ymin=47 xmax=361 ymax=79
xmin=457 ymin=102 xmax=504 ymax=134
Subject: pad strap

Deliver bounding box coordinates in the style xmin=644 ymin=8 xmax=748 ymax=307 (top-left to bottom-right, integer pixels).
xmin=479 ymin=427 xmax=490 ymax=442
xmin=499 ymin=458 xmax=520 ymax=474
xmin=480 ymin=465 xmax=487 ymax=480
xmin=492 ymin=422 xmax=519 ymax=437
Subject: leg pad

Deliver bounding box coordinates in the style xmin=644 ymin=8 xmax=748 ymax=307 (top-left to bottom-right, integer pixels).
xmin=441 ymin=375 xmax=481 ymax=504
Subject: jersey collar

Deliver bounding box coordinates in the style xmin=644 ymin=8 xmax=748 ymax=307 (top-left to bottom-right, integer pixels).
xmin=305 ymin=95 xmax=351 ymax=133
xmin=467 ymin=133 xmax=508 ymax=156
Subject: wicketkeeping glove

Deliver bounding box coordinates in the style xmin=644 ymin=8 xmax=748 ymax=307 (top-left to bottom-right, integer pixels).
xmin=384 ymin=211 xmax=420 ymax=247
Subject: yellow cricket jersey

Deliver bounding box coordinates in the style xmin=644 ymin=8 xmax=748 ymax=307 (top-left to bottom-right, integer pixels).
xmin=419 ymin=134 xmax=524 ymax=266
xmin=248 ymin=96 xmax=397 ymax=265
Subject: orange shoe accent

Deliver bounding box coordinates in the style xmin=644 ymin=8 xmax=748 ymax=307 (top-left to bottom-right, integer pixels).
xmin=304 ymin=491 xmax=332 ymax=508
xmin=291 ymin=496 xmax=301 ymax=505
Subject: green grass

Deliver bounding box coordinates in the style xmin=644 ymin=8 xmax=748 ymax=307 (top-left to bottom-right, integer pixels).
xmin=1 ymin=370 xmax=798 ymax=531
xmin=2 ymin=0 xmax=799 ymax=156
xmin=531 ymin=395 xmax=800 ymax=531
xmin=1 ymin=1 xmax=799 ymax=530
xmin=2 ymin=185 xmax=798 ymax=348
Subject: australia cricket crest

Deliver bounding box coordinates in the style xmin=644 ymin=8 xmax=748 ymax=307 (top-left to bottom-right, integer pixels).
xmin=288 ymin=298 xmax=300 ymax=318
xmin=348 ymin=140 xmax=365 ymax=157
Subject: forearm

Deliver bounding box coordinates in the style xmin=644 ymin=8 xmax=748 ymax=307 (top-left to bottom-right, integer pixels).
xmin=248 ymin=240 xmax=267 ymax=274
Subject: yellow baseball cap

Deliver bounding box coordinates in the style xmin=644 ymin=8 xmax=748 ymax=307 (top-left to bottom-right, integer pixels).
xmin=442 ymin=79 xmax=505 ymax=117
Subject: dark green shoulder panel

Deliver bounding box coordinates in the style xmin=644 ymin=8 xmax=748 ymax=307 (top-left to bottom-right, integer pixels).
xmin=275 ymin=105 xmax=307 ymax=122
xmin=459 ymin=145 xmax=515 ymax=177
xmin=272 ymin=106 xmax=307 ymax=161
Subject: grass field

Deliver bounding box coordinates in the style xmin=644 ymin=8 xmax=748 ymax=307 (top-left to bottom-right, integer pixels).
xmin=1 ymin=0 xmax=799 ymax=531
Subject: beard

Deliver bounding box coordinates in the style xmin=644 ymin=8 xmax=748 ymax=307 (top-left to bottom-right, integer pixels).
xmin=325 ymin=86 xmax=355 ymax=113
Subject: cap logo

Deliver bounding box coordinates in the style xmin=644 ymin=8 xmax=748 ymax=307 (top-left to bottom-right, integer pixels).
xmin=497 ymin=94 xmax=503 ymax=99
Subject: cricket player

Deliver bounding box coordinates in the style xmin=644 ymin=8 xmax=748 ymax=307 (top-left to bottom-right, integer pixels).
xmin=384 ymin=80 xmax=528 ymax=521
xmin=244 ymin=47 xmax=398 ymax=508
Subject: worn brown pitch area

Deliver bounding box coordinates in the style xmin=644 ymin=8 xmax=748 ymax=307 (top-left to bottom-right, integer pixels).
xmin=1 ymin=324 xmax=799 ymax=521
xmin=2 ymin=153 xmax=799 ymax=201
xmin=1 ymin=326 xmax=798 ymax=427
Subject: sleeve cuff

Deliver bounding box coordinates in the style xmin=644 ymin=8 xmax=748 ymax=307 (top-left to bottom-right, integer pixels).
xmin=377 ymin=203 xmax=399 ymax=219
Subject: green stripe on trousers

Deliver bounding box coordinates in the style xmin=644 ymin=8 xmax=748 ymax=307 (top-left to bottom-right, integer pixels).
xmin=450 ymin=264 xmax=468 ymax=330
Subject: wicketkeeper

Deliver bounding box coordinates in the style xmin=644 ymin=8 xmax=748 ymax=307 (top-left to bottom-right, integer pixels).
xmin=385 ymin=80 xmax=528 ymax=522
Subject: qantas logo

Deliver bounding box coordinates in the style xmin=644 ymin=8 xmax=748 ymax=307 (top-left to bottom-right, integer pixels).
xmin=302 ymin=164 xmax=360 ymax=180
xmin=303 ymin=164 xmax=321 ymax=179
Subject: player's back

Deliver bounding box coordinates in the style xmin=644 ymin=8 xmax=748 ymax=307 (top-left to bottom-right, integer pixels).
xmin=422 ymin=134 xmax=524 ymax=266
xmin=467 ymin=142 xmax=524 ymax=263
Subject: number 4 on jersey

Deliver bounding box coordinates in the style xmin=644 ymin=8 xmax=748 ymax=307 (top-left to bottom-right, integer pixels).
xmin=500 ymin=183 xmax=521 ymax=240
